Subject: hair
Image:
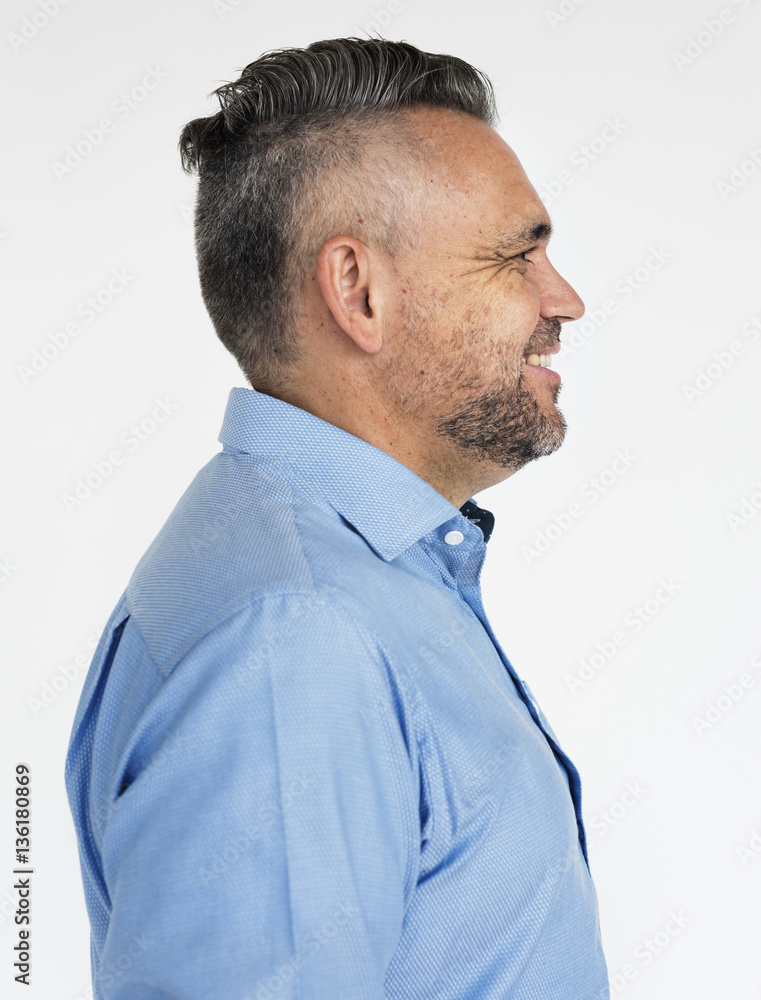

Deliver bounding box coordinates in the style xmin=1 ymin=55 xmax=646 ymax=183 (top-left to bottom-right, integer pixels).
xmin=179 ymin=37 xmax=499 ymax=394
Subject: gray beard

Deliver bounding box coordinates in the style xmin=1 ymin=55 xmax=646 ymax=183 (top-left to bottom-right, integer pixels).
xmin=434 ymin=366 xmax=567 ymax=470
xmin=385 ymin=296 xmax=566 ymax=472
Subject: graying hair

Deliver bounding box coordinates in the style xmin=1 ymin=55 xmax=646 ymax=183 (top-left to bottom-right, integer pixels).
xmin=179 ymin=37 xmax=499 ymax=394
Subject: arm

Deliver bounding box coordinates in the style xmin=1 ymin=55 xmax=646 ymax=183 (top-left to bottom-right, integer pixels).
xmin=96 ymin=591 xmax=420 ymax=999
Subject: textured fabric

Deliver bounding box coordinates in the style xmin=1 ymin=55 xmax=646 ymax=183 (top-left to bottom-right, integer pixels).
xmin=65 ymin=386 xmax=610 ymax=1000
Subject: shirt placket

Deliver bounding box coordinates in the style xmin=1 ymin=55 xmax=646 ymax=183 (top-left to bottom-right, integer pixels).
xmin=439 ymin=523 xmax=591 ymax=868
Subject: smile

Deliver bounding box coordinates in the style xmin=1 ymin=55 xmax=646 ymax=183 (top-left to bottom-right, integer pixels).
xmin=522 ymin=353 xmax=552 ymax=367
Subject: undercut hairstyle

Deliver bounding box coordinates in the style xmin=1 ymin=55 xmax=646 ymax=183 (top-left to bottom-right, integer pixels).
xmin=179 ymin=37 xmax=499 ymax=394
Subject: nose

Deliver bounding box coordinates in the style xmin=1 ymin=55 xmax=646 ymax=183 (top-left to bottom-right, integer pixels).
xmin=542 ymin=260 xmax=585 ymax=323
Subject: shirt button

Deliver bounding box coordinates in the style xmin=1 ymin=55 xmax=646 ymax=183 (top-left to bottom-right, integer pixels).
xmin=444 ymin=530 xmax=465 ymax=546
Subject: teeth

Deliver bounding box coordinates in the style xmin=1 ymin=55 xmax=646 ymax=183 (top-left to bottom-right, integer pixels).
xmin=523 ymin=353 xmax=552 ymax=367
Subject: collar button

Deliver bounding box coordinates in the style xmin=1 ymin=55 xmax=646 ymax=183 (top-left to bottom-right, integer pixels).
xmin=444 ymin=530 xmax=465 ymax=546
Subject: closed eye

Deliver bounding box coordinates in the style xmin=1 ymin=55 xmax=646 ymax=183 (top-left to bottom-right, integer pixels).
xmin=464 ymin=243 xmax=541 ymax=280
xmin=489 ymin=246 xmax=537 ymax=276
xmin=512 ymin=246 xmax=538 ymax=263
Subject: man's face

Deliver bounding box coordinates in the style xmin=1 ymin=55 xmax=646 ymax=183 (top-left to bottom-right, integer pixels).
xmin=376 ymin=108 xmax=585 ymax=476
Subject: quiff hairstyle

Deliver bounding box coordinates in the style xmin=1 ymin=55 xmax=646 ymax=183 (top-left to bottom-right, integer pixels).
xmin=179 ymin=37 xmax=499 ymax=394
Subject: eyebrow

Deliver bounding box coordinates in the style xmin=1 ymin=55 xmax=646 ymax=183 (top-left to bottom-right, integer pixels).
xmin=492 ymin=219 xmax=553 ymax=255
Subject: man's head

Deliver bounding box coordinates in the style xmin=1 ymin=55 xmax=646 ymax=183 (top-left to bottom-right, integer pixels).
xmin=180 ymin=38 xmax=584 ymax=506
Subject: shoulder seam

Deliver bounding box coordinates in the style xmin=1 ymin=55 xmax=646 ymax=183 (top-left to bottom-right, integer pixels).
xmin=140 ymin=584 xmax=363 ymax=678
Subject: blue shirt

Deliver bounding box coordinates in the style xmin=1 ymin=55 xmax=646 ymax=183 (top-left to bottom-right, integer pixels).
xmin=65 ymin=386 xmax=609 ymax=1000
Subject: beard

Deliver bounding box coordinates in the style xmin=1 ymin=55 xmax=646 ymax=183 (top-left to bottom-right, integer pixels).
xmin=384 ymin=296 xmax=566 ymax=472
xmin=434 ymin=335 xmax=566 ymax=469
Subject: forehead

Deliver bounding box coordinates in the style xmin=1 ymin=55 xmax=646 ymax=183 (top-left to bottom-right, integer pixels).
xmin=405 ymin=107 xmax=549 ymax=251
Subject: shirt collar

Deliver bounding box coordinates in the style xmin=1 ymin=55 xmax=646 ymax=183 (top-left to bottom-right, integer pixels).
xmin=218 ymin=387 xmax=494 ymax=562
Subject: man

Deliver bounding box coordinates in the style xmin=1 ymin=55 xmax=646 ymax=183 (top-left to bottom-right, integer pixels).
xmin=66 ymin=37 xmax=610 ymax=999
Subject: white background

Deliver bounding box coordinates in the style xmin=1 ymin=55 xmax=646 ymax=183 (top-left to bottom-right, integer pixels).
xmin=2 ymin=0 xmax=760 ymax=997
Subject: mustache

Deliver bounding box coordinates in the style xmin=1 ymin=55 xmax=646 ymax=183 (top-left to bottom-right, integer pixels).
xmin=525 ymin=317 xmax=562 ymax=352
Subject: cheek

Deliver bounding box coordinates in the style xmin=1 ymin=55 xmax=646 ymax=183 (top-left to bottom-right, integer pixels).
xmin=494 ymin=280 xmax=540 ymax=345
xmin=429 ymin=276 xmax=539 ymax=356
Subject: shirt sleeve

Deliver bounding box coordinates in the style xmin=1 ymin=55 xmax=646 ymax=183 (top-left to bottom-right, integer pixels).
xmin=95 ymin=590 xmax=421 ymax=1000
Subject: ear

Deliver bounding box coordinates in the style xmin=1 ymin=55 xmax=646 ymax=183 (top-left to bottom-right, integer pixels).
xmin=315 ymin=236 xmax=384 ymax=355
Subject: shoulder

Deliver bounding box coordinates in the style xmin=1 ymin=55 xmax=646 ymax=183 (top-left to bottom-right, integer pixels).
xmin=124 ymin=450 xmax=386 ymax=676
